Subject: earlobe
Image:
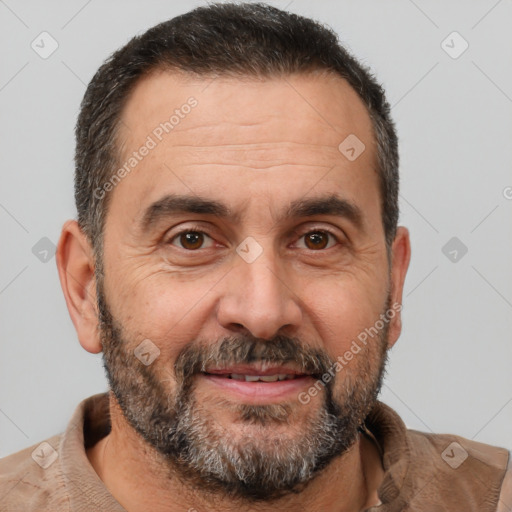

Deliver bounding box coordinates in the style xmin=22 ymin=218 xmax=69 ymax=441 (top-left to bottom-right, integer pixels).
xmin=56 ymin=220 xmax=102 ymax=354
xmin=387 ymin=226 xmax=411 ymax=348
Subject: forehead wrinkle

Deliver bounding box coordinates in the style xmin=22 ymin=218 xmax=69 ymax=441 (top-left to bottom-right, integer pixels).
xmin=178 ymin=163 xmax=334 ymax=171
xmin=153 ymin=141 xmax=344 ymax=173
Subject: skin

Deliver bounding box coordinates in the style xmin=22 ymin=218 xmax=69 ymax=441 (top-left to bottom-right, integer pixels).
xmin=57 ymin=70 xmax=411 ymax=511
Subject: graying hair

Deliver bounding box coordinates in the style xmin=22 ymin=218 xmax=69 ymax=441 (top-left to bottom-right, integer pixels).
xmin=75 ymin=2 xmax=399 ymax=272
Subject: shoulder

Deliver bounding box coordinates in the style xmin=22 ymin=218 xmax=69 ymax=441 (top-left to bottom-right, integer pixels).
xmin=406 ymin=429 xmax=510 ymax=509
xmin=497 ymin=450 xmax=512 ymax=512
xmin=366 ymin=402 xmax=510 ymax=510
xmin=407 ymin=429 xmax=510 ymax=469
xmin=0 ymin=434 xmax=69 ymax=511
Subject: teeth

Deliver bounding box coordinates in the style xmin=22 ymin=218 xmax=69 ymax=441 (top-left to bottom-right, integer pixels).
xmin=258 ymin=375 xmax=279 ymax=382
xmin=224 ymin=374 xmax=296 ymax=382
xmin=210 ymin=372 xmax=302 ymax=381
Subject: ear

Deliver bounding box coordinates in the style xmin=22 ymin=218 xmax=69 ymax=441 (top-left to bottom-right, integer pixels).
xmin=56 ymin=220 xmax=102 ymax=354
xmin=386 ymin=226 xmax=411 ymax=348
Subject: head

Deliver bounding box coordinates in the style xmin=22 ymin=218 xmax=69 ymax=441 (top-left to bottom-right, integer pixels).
xmin=58 ymin=2 xmax=410 ymax=503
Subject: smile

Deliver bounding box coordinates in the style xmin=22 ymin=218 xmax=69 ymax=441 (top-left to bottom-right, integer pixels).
xmin=199 ymin=365 xmax=317 ymax=402
xmin=204 ymin=373 xmax=299 ymax=382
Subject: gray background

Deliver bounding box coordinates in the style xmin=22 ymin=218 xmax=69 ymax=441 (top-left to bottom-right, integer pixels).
xmin=1 ymin=0 xmax=511 ymax=458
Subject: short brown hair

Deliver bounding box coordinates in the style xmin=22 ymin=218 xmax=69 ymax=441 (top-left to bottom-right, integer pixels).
xmin=75 ymin=2 xmax=399 ymax=267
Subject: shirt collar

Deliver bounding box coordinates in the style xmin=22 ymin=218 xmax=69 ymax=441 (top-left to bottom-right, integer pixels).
xmin=60 ymin=392 xmax=125 ymax=511
xmin=60 ymin=392 xmax=410 ymax=509
xmin=363 ymin=401 xmax=411 ymax=506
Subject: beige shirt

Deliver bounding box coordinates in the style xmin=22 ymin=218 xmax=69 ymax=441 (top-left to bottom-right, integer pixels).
xmin=0 ymin=392 xmax=510 ymax=511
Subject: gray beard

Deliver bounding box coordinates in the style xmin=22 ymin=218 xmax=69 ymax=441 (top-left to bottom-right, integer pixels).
xmin=97 ymin=284 xmax=388 ymax=502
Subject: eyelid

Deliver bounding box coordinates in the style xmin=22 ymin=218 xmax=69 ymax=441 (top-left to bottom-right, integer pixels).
xmin=164 ymin=222 xmax=347 ymax=250
xmin=291 ymin=228 xmax=342 ymax=251
xmin=291 ymin=224 xmax=346 ymax=242
xmin=166 ymin=224 xmax=217 ymax=249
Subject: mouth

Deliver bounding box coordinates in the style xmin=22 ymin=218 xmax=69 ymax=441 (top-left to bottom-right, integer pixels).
xmin=199 ymin=364 xmax=319 ymax=402
xmin=205 ymin=373 xmax=299 ymax=382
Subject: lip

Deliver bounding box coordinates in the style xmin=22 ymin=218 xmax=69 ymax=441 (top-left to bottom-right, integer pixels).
xmin=200 ymin=373 xmax=317 ymax=402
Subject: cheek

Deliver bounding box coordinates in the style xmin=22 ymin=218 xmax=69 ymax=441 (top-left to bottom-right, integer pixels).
xmin=106 ymin=268 xmax=225 ymax=362
xmin=304 ymin=275 xmax=388 ymax=358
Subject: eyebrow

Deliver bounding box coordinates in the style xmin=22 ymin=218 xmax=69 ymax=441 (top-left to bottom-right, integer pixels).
xmin=140 ymin=193 xmax=364 ymax=231
xmin=140 ymin=194 xmax=237 ymax=230
xmin=285 ymin=195 xmax=364 ymax=230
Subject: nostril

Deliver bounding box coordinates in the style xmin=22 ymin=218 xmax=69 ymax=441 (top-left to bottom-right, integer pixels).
xmin=227 ymin=323 xmax=247 ymax=334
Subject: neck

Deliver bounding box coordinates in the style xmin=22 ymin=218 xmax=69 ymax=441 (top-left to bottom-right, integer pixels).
xmin=87 ymin=394 xmax=384 ymax=512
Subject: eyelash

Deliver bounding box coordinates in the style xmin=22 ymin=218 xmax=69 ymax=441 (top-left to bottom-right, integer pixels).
xmin=167 ymin=226 xmax=342 ymax=251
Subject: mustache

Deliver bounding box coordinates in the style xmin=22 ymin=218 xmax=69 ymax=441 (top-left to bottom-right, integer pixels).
xmin=174 ymin=334 xmax=335 ymax=383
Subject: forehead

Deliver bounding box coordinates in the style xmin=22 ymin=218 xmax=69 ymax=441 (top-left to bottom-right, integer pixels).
xmin=109 ymin=69 xmax=379 ymax=228
xmin=119 ymin=69 xmax=375 ymax=151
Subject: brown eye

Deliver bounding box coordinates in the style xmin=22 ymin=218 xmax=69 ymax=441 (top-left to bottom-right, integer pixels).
xmin=305 ymin=232 xmax=328 ymax=250
xmin=171 ymin=231 xmax=213 ymax=250
xmin=298 ymin=231 xmax=337 ymax=250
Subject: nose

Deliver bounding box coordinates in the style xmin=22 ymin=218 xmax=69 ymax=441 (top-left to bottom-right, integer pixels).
xmin=216 ymin=251 xmax=303 ymax=340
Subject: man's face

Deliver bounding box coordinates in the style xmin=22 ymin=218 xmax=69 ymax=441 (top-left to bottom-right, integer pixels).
xmin=97 ymin=70 xmax=395 ymax=499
